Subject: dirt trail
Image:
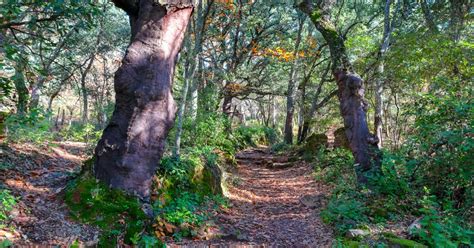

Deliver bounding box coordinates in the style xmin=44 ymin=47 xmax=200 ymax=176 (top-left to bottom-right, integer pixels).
xmin=0 ymin=142 xmax=99 ymax=246
xmin=170 ymin=147 xmax=333 ymax=247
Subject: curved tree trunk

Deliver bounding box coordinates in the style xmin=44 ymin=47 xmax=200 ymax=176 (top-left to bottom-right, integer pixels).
xmin=94 ymin=0 xmax=193 ymax=198
xmin=298 ymin=0 xmax=380 ymax=184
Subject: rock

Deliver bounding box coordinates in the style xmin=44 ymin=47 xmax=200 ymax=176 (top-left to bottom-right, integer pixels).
xmin=345 ymin=229 xmax=370 ymax=238
xmin=267 ymin=162 xmax=293 ymax=169
xmin=299 ymin=194 xmax=324 ymax=208
xmin=141 ymin=203 xmax=154 ymax=218
xmin=334 ymin=127 xmax=350 ymax=149
xmin=302 ymin=133 xmax=328 ymax=155
xmin=408 ymin=217 xmax=422 ymax=235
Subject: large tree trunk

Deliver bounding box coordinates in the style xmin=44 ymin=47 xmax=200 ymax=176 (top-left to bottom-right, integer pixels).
xmin=298 ymin=0 xmax=380 ymax=184
xmin=94 ymin=0 xmax=193 ymax=198
xmin=284 ymin=16 xmax=304 ymax=144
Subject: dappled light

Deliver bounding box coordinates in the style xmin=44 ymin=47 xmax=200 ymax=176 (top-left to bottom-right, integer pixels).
xmin=0 ymin=0 xmax=472 ymax=247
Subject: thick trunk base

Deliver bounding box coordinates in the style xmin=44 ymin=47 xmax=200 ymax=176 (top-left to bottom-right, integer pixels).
xmin=94 ymin=3 xmax=192 ymax=198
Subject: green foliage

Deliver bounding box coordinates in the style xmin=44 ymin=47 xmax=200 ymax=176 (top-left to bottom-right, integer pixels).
xmin=270 ymin=142 xmax=291 ymax=153
xmin=0 ymin=239 xmax=12 ymax=248
xmin=0 ymin=189 xmax=16 ymax=227
xmin=313 ymin=148 xmax=355 ymax=185
xmin=5 ymin=108 xmax=54 ymax=144
xmin=65 ymin=178 xmax=147 ymax=247
xmin=131 ymin=234 xmax=164 ymax=248
xmin=405 ymin=79 xmax=474 ymax=210
xmin=412 ymin=194 xmax=473 ymax=247
xmin=321 ymin=194 xmax=369 ymax=234
xmin=59 ymin=123 xmax=102 ymax=143
xmin=234 ymin=125 xmax=279 ymax=148
xmin=173 ymin=113 xmax=236 ymax=155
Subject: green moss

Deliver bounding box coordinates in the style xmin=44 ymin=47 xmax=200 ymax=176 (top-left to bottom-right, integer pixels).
xmin=386 ymin=237 xmax=427 ymax=248
xmin=65 ymin=177 xmax=148 ymax=247
xmin=310 ymin=9 xmax=322 ymax=23
xmin=339 ymin=239 xmax=369 ymax=248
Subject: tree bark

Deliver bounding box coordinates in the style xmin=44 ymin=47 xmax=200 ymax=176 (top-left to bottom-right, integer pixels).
xmin=375 ymin=0 xmax=392 ymax=148
xmin=13 ymin=66 xmax=29 ymax=115
xmin=284 ymin=16 xmax=304 ymax=144
xmin=94 ymin=0 xmax=193 ymax=198
xmin=173 ymin=38 xmax=191 ymax=158
xmin=298 ymin=0 xmax=380 ymax=184
xmin=81 ymin=55 xmax=95 ymax=123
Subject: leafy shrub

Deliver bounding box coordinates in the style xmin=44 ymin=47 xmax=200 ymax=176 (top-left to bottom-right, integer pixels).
xmin=5 ymin=108 xmax=54 ymax=144
xmin=234 ymin=125 xmax=278 ymax=148
xmin=313 ymin=148 xmax=355 ymax=185
xmin=0 ymin=189 xmax=16 ymax=227
xmin=321 ymin=193 xmax=369 ymax=234
xmin=412 ymin=194 xmax=474 ymax=247
xmin=65 ymin=178 xmax=148 ymax=247
xmin=404 ymin=89 xmax=474 ymax=211
xmin=270 ymin=142 xmax=291 ymax=153
xmin=59 ymin=122 xmax=102 ymax=144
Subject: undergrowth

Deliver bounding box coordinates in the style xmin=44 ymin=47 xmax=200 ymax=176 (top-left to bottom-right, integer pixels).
xmin=313 ymin=147 xmax=473 ymax=247
xmin=65 ymin=121 xmax=276 ymax=246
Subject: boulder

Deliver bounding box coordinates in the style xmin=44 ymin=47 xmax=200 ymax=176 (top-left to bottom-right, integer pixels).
xmin=301 ymin=133 xmax=328 ymax=156
xmin=345 ymin=229 xmax=370 ymax=238
xmin=334 ymin=127 xmax=350 ymax=149
xmin=201 ymin=161 xmax=224 ymax=195
xmin=306 ymin=133 xmax=328 ymax=149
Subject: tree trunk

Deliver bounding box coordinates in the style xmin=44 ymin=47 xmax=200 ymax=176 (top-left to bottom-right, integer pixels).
xmin=173 ymin=39 xmax=191 ymax=158
xmin=94 ymin=0 xmax=193 ymax=198
xmin=81 ymin=55 xmax=95 ymax=123
xmin=375 ymin=0 xmax=392 ymax=148
xmin=284 ymin=16 xmax=305 ymax=144
xmin=420 ymin=0 xmax=438 ymax=34
xmin=298 ymin=0 xmax=380 ymax=184
xmin=29 ymin=26 xmax=75 ymax=110
xmin=13 ymin=68 xmax=29 ymax=115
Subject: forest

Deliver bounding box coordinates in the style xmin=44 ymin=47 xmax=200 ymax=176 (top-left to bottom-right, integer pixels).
xmin=0 ymin=0 xmax=472 ymax=247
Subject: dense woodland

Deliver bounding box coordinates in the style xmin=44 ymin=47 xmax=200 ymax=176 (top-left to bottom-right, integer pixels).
xmin=0 ymin=0 xmax=472 ymax=247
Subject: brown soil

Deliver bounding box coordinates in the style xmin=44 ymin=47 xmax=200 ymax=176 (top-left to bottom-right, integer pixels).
xmin=168 ymin=147 xmax=333 ymax=248
xmin=0 ymin=141 xmax=99 ymax=246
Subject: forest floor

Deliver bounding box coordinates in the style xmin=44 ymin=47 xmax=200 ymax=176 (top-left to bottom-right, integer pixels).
xmin=1 ymin=144 xmax=333 ymax=247
xmin=168 ymin=147 xmax=333 ymax=247
xmin=0 ymin=141 xmax=99 ymax=246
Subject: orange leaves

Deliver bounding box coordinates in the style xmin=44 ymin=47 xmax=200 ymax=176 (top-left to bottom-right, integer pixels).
xmin=225 ymin=82 xmax=246 ymax=94
xmin=251 ymin=45 xmax=304 ymax=62
xmin=152 ymin=216 xmax=177 ymax=240
xmin=215 ymin=0 xmax=234 ymax=10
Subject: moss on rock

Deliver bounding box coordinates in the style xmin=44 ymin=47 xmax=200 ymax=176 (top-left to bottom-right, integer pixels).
xmin=334 ymin=127 xmax=350 ymax=149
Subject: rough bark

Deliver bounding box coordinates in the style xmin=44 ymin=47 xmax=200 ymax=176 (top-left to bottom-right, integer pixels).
xmin=298 ymin=0 xmax=381 ymax=184
xmin=284 ymin=16 xmax=304 ymax=144
xmin=94 ymin=0 xmax=193 ymax=198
